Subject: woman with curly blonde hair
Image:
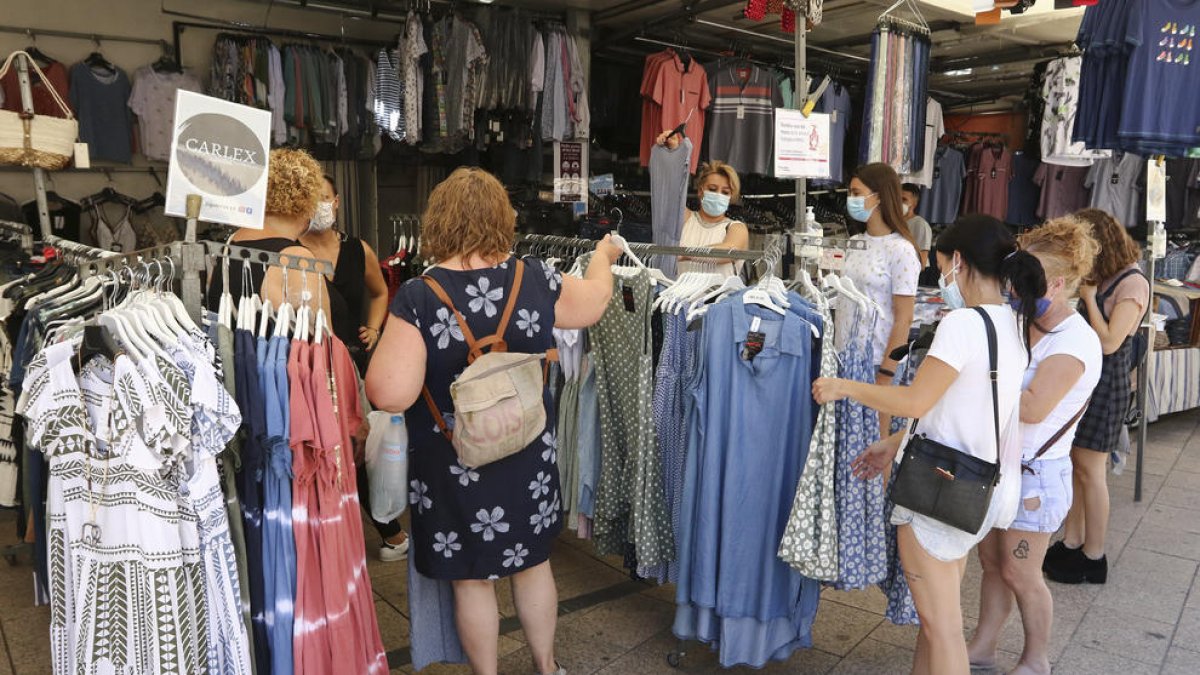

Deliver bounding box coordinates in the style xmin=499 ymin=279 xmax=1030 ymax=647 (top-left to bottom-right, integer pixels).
xmin=367 ymin=167 xmax=622 ymax=675
xmin=1043 ymin=209 xmax=1149 ymax=586
xmin=968 ymin=216 xmax=1103 ymax=675
xmin=205 ymin=147 xmax=331 ymax=316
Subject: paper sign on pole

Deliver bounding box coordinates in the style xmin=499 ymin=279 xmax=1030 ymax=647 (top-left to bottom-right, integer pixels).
xmin=166 ymin=91 xmax=272 ymax=229
xmin=554 ymin=141 xmax=588 ymax=213
xmin=774 ymin=109 xmax=831 ymax=179
xmin=1146 ymin=158 xmax=1167 ymax=223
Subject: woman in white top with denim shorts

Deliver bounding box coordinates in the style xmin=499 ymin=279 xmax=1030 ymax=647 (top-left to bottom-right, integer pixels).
xmin=967 ymin=217 xmax=1103 ymax=675
xmin=815 ymin=215 xmax=1046 ymax=675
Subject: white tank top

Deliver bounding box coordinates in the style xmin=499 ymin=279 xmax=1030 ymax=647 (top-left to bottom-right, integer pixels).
xmin=677 ymin=211 xmax=743 ymax=278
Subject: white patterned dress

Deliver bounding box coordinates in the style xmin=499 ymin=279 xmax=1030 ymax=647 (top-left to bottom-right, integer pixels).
xmin=20 ymin=339 xmax=247 ymax=674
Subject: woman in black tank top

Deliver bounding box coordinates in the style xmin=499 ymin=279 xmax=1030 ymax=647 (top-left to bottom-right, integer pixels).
xmin=299 ymin=175 xmax=390 ymax=374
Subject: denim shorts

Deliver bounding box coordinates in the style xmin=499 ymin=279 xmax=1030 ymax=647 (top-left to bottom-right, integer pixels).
xmin=1010 ymin=456 xmax=1073 ymax=533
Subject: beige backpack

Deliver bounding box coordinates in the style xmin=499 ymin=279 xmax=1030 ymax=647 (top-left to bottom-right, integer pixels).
xmin=420 ymin=261 xmax=557 ymax=468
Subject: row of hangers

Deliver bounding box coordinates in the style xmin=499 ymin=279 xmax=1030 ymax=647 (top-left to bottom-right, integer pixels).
xmin=214 ymin=255 xmax=332 ymax=345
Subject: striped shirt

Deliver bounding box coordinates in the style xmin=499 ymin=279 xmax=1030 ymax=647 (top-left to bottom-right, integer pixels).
xmin=706 ymin=63 xmax=783 ymax=176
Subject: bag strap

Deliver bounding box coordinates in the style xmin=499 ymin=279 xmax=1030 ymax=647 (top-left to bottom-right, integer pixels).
xmin=0 ymin=51 xmax=74 ymax=120
xmin=972 ymin=307 xmax=1002 ymax=479
xmin=1094 ymin=268 xmax=1147 ymax=321
xmin=1022 ymin=399 xmax=1090 ymax=473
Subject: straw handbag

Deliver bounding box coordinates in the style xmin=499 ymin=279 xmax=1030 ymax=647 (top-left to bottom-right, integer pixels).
xmin=0 ymin=51 xmax=77 ymax=170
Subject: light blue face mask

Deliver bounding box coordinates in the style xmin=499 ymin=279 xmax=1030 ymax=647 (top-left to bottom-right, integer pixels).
xmin=701 ymin=190 xmax=731 ymax=217
xmin=938 ymin=263 xmax=966 ymax=310
xmin=846 ymin=193 xmax=876 ymax=222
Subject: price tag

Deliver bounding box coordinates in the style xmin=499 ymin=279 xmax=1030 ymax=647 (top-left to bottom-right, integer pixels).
xmin=742 ymin=317 xmax=765 ymax=361
xmin=622 ymin=285 xmax=636 ymax=312
xmin=933 ymin=167 xmax=941 ymax=179
xmin=737 ymin=105 xmax=746 ymax=120
xmin=73 ymin=143 xmax=90 ymax=169
xmin=1111 ymin=173 xmax=1120 ymax=185
xmin=831 ymin=110 xmax=838 ymax=124
xmin=821 ymin=248 xmax=846 ymax=271
xmin=990 ymin=168 xmax=997 ymax=179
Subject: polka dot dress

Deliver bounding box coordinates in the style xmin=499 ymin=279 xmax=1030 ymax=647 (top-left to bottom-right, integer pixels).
xmin=590 ymin=268 xmax=674 ymax=567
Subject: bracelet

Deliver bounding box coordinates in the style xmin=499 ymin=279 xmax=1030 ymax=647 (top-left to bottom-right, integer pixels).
xmin=877 ymin=368 xmax=896 ymax=378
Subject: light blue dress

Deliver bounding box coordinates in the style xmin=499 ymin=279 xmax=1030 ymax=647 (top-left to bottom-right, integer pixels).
xmin=832 ymin=306 xmax=889 ymax=591
xmin=673 ymin=293 xmax=822 ymax=668
xmin=259 ymin=335 xmax=297 ymax=673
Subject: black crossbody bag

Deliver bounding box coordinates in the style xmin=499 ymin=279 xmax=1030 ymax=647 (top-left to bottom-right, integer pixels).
xmin=889 ymin=307 xmax=1002 ymax=535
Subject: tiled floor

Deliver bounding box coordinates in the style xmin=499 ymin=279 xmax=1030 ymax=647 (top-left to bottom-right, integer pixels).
xmin=4 ymin=411 xmax=1200 ymax=674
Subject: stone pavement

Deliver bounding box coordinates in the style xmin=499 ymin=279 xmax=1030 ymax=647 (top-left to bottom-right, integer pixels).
xmin=3 ymin=410 xmax=1200 ymax=674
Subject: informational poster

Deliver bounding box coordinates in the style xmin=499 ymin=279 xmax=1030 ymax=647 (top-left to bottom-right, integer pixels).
xmin=774 ymin=110 xmax=831 ymax=179
xmin=166 ymin=91 xmax=272 ymax=229
xmin=554 ymin=141 xmax=588 ymax=211
xmin=1146 ymin=158 xmax=1167 ymax=223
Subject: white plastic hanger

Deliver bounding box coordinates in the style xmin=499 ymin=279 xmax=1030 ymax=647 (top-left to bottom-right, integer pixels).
xmin=742 ymin=287 xmax=788 ymax=315
xmin=313 ymin=272 xmax=329 ymax=345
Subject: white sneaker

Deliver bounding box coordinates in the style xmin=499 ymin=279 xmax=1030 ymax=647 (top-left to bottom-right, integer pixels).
xmin=379 ymin=536 xmax=409 ymax=562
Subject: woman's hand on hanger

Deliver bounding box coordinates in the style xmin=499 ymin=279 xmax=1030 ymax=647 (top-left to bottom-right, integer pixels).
xmin=812 ymin=377 xmax=849 ymax=404
xmin=851 ymin=432 xmax=904 ymax=481
xmin=656 ymin=129 xmax=681 ymax=149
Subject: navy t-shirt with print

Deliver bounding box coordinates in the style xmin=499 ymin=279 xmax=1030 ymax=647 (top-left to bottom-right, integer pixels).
xmin=1119 ymin=0 xmax=1200 ymax=154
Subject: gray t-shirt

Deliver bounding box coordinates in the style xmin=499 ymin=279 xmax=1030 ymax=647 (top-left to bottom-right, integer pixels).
xmin=69 ymin=62 xmax=133 ymax=163
xmin=128 ymin=67 xmax=202 ymax=162
xmin=1085 ymin=151 xmax=1143 ymax=228
xmin=920 ymin=146 xmax=966 ymax=225
xmin=907 ymin=216 xmax=932 ymax=253
xmin=650 ymin=138 xmax=693 ymax=278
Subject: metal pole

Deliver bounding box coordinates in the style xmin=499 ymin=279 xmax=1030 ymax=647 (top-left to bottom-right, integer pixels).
xmin=1134 ymin=241 xmax=1158 ymax=502
xmin=795 ymin=10 xmax=807 ymax=235
xmin=180 ymin=194 xmax=206 ymax=325
xmin=15 ymin=54 xmax=52 ymax=242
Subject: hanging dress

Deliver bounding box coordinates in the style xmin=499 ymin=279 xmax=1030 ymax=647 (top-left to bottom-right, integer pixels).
xmin=260 ymin=334 xmax=296 ymax=675
xmin=779 ymin=306 xmax=840 ymax=581
xmin=389 ymin=257 xmax=564 ymax=580
xmin=831 ymin=304 xmax=888 ymax=590
xmin=673 ymin=293 xmax=822 ymax=668
xmin=590 ymin=267 xmax=674 ymax=568
xmin=22 ymin=344 xmax=210 ymax=674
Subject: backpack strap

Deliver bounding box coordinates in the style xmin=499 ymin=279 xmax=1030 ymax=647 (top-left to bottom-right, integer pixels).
xmin=467 ymin=260 xmax=525 ymax=360
xmin=421 ymin=275 xmax=479 ymax=352
xmin=1022 ymin=399 xmax=1090 ymax=474
xmin=1095 ymin=268 xmax=1147 ymax=322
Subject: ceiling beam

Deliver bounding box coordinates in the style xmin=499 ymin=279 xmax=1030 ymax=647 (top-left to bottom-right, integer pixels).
xmin=931 ymin=43 xmax=1074 ymax=72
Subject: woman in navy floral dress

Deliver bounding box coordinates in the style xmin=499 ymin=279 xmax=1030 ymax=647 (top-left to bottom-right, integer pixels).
xmin=367 ymin=168 xmax=620 ymax=675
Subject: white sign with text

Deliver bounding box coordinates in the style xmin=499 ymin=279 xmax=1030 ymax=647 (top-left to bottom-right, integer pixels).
xmin=166 ymin=91 xmax=272 ymax=229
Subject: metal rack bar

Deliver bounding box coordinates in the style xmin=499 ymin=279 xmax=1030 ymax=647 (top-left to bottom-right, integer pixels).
xmin=516 ymin=233 xmax=767 ymax=262
xmin=171 ymin=20 xmax=390 ymax=67
xmin=0 ymin=25 xmax=168 ymax=48
xmin=201 ymin=240 xmax=335 ymax=278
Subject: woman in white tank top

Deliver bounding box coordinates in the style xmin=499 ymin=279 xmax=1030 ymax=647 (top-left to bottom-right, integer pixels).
xmin=674 ymin=159 xmax=749 ymax=278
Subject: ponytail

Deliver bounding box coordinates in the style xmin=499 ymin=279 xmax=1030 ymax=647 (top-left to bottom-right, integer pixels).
xmin=935 ymin=214 xmax=1047 ymax=355
xmin=1000 ymin=250 xmax=1048 ymax=354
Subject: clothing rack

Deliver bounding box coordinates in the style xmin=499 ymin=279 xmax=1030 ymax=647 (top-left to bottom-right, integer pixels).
xmin=0 ymin=220 xmax=33 ymax=254
xmin=515 ymin=233 xmax=768 ymax=263
xmin=171 ymin=20 xmax=391 ymax=67
xmin=45 ymin=235 xmax=119 ymax=262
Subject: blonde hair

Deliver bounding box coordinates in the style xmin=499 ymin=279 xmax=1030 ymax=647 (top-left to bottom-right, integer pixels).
xmin=1017 ymin=216 xmax=1099 ymax=293
xmin=266 ymin=148 xmax=323 ymax=220
xmin=422 ymin=167 xmax=515 ymax=262
xmin=695 ymin=160 xmax=741 ymax=202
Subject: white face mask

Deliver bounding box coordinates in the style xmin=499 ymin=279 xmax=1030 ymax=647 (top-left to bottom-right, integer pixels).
xmin=309 ymin=200 xmax=336 ymax=232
